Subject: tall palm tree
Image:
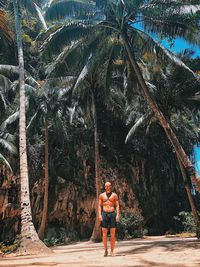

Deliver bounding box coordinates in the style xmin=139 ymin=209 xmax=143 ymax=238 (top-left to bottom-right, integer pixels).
xmin=27 ymin=81 xmax=69 ymax=240
xmin=70 ymin=45 xmax=125 ymax=240
xmin=100 ymin=0 xmax=200 ymax=235
xmin=125 ymin=61 xmax=200 ymax=235
xmin=74 ymin=75 xmax=102 ymax=241
xmin=13 ymin=0 xmax=50 ymax=254
xmin=40 ymin=0 xmax=200 ymax=236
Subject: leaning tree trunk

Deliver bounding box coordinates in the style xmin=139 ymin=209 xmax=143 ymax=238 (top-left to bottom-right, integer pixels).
xmin=177 ymin=155 xmax=200 ymax=238
xmin=90 ymin=92 xmax=102 ymax=242
xmin=121 ymin=32 xmax=200 ymax=236
xmin=13 ymin=0 xmax=51 ymax=254
xmin=38 ymin=118 xmax=49 ymax=240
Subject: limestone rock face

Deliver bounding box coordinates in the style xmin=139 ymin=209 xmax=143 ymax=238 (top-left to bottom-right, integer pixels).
xmin=0 ymin=155 xmax=184 ymax=242
xmin=0 ymin=175 xmax=20 ymax=242
xmin=31 ymin=162 xmax=142 ymax=240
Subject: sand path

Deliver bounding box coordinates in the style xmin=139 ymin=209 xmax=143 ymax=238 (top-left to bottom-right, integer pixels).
xmin=0 ymin=236 xmax=200 ymax=267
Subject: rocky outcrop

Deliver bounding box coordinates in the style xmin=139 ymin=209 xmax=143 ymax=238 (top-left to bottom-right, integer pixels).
xmin=0 ymin=172 xmax=20 ymax=242
xmin=0 ymin=153 xmax=185 ymax=242
xmin=31 ymin=159 xmax=142 ymax=240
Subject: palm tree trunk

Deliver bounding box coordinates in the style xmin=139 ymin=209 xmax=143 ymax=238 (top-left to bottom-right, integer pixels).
xmin=177 ymin=155 xmax=200 ymax=238
xmin=38 ymin=118 xmax=49 ymax=240
xmin=13 ymin=0 xmax=51 ymax=254
xmin=122 ymin=33 xmax=200 ymax=187
xmin=121 ymin=32 xmax=200 ymax=237
xmin=90 ymin=92 xmax=102 ymax=242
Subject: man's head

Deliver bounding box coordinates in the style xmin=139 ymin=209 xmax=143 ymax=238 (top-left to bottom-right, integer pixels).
xmin=105 ymin=182 xmax=111 ymax=193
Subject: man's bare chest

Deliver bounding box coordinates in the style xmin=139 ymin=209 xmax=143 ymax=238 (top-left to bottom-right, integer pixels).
xmin=102 ymin=192 xmax=116 ymax=204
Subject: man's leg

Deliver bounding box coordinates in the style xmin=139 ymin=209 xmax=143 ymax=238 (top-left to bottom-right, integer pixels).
xmin=102 ymin=227 xmax=108 ymax=256
xmin=110 ymin=228 xmax=116 ymax=256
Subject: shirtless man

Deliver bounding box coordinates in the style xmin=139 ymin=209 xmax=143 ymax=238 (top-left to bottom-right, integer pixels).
xmin=98 ymin=182 xmax=120 ymax=256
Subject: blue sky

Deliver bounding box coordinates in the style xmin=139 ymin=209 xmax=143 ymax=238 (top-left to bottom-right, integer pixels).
xmin=161 ymin=37 xmax=200 ymax=58
xmin=194 ymin=145 xmax=200 ymax=176
xmin=134 ymin=22 xmax=200 ymax=58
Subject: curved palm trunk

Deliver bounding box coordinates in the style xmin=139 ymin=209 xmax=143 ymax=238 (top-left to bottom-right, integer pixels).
xmin=177 ymin=155 xmax=200 ymax=237
xmin=13 ymin=0 xmax=51 ymax=254
xmin=121 ymin=33 xmax=200 ymax=237
xmin=38 ymin=118 xmax=49 ymax=240
xmin=90 ymin=92 xmax=102 ymax=242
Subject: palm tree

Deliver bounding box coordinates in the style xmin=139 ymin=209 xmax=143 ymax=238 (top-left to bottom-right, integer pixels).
xmin=40 ymin=0 xmax=200 ymax=236
xmin=91 ymin=0 xmax=200 ymax=236
xmin=125 ymin=61 xmax=200 ymax=235
xmin=69 ymin=45 xmax=126 ymax=240
xmin=13 ymin=0 xmax=50 ymax=254
xmin=27 ymin=80 xmax=69 ymax=240
xmin=74 ymin=74 xmax=102 ymax=241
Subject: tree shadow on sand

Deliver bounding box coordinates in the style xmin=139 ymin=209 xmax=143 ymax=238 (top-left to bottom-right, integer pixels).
xmin=117 ymin=238 xmax=200 ymax=255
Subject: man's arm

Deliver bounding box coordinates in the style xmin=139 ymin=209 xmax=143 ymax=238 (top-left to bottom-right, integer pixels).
xmin=115 ymin=194 xmax=120 ymax=222
xmin=98 ymin=194 xmax=102 ymax=221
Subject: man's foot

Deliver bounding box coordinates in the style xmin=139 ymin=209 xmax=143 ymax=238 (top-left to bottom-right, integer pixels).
xmin=110 ymin=251 xmax=115 ymax=257
xmin=104 ymin=250 xmax=108 ymax=257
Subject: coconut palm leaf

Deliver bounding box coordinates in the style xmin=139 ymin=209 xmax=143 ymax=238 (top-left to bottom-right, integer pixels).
xmin=0 ymin=65 xmax=19 ymax=78
xmin=73 ymin=54 xmax=92 ymax=91
xmin=125 ymin=110 xmax=153 ymax=144
xmin=34 ymin=2 xmax=48 ymax=30
xmin=27 ymin=109 xmax=42 ymax=130
xmin=0 ymin=74 xmax=12 ymax=89
xmin=40 ymin=22 xmax=93 ymax=59
xmin=0 ymin=91 xmax=8 ymax=111
xmin=0 ymin=111 xmax=19 ymax=131
xmin=45 ymin=0 xmax=97 ymax=21
xmin=45 ymin=41 xmax=82 ymax=77
xmin=0 ymin=138 xmax=17 ymax=155
xmin=0 ymin=9 xmax=13 ymax=43
xmin=0 ymin=153 xmax=12 ymax=171
xmin=133 ymin=29 xmax=200 ymax=80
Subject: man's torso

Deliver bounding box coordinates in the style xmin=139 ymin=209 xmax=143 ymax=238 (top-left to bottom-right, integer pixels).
xmin=100 ymin=192 xmax=117 ymax=212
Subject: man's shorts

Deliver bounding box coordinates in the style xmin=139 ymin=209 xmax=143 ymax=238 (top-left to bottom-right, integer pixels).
xmin=101 ymin=211 xmax=117 ymax=229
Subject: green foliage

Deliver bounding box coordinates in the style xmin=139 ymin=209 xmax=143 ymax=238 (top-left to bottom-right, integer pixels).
xmin=117 ymin=212 xmax=144 ymax=240
xmin=173 ymin=211 xmax=196 ymax=233
xmin=0 ymin=235 xmax=19 ymax=253
xmin=44 ymin=227 xmax=78 ymax=246
xmin=45 ymin=0 xmax=96 ymax=21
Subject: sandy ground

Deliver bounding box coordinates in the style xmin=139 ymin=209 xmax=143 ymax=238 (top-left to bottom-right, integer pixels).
xmin=0 ymin=236 xmax=200 ymax=267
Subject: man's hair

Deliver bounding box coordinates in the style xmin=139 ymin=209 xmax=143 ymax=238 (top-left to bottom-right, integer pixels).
xmin=105 ymin=181 xmax=111 ymax=186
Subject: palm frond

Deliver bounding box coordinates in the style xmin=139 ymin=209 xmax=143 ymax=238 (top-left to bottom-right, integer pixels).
xmin=0 ymin=91 xmax=7 ymax=111
xmin=140 ymin=16 xmax=200 ymax=46
xmin=0 ymin=138 xmax=17 ymax=155
xmin=0 ymin=153 xmax=12 ymax=171
xmin=25 ymin=75 xmax=40 ymax=87
xmin=0 ymin=65 xmax=19 ymax=78
xmin=45 ymin=41 xmax=82 ymax=77
xmin=0 ymin=74 xmax=12 ymax=90
xmin=27 ymin=109 xmax=41 ymax=130
xmin=0 ymin=111 xmax=19 ymax=131
xmin=45 ymin=0 xmax=97 ymax=21
xmin=40 ymin=22 xmax=93 ymax=59
xmin=73 ymin=54 xmax=92 ymax=91
xmin=34 ymin=2 xmax=48 ymax=31
xmin=134 ymin=29 xmax=200 ymax=80
xmin=0 ymin=9 xmax=13 ymax=43
xmin=125 ymin=110 xmax=152 ymax=143
xmin=103 ymin=40 xmax=122 ymax=95
xmin=139 ymin=1 xmax=200 ymax=45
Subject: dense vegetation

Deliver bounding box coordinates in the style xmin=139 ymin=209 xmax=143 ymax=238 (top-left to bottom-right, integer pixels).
xmin=0 ymin=0 xmax=200 ymax=254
